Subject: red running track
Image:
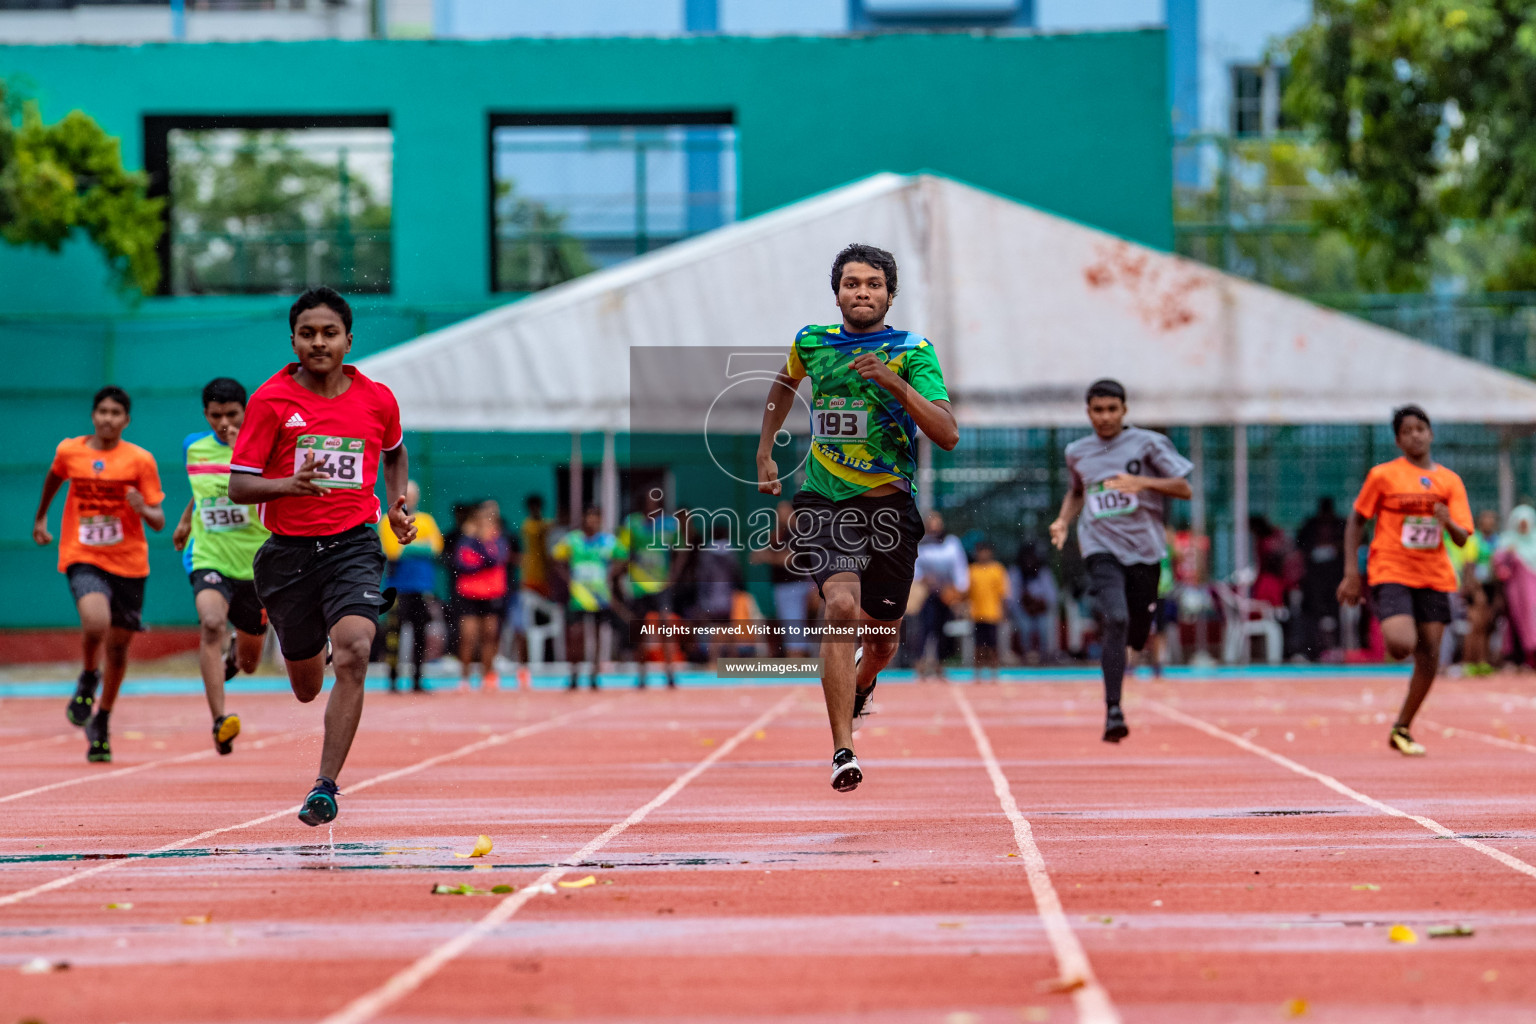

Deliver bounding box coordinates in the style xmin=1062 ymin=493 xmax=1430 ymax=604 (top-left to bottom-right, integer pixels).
xmin=3 ymin=673 xmax=1536 ymax=1022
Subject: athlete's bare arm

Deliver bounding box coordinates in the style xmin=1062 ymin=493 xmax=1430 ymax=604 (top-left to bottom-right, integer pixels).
xmin=1337 ymin=509 xmax=1369 ymax=605
xmin=125 ymin=488 xmax=166 ymax=532
xmin=172 ymin=497 xmax=196 ymax=551
xmin=228 ymin=452 xmax=331 ymax=504
xmin=1434 ymin=501 xmax=1470 ymax=546
xmin=1104 ymin=473 xmax=1193 ymax=500
xmin=1048 ymin=479 xmax=1085 ymax=551
xmin=850 ymin=353 xmax=958 ymax=451
xmin=382 ymin=445 xmax=416 ymax=545
xmin=32 ymin=470 xmax=64 ymax=546
xmin=756 ymin=370 xmax=802 ymax=496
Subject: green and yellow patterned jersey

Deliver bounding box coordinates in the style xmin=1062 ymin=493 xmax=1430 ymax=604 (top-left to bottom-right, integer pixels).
xmin=786 ymin=324 xmax=949 ymax=502
xmin=619 ymin=511 xmax=677 ymax=597
xmin=182 ymin=430 xmax=270 ymax=579
xmin=552 ymin=529 xmax=628 ymax=611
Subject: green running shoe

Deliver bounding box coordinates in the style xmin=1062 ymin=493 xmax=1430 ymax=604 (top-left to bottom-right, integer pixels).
xmin=297 ymin=778 xmax=339 ymax=826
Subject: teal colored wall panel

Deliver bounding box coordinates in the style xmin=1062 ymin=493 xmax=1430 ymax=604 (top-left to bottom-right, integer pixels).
xmin=0 ymin=31 xmax=1170 ymax=629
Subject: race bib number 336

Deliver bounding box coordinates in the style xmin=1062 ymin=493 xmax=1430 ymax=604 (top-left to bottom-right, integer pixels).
xmin=294 ymin=435 xmax=365 ymax=490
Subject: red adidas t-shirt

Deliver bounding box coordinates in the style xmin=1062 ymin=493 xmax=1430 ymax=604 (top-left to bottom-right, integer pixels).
xmin=230 ymin=364 xmax=402 ymax=537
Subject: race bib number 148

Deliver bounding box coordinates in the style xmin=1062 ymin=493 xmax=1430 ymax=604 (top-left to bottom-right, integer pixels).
xmin=294 ymin=435 xmax=365 ymax=490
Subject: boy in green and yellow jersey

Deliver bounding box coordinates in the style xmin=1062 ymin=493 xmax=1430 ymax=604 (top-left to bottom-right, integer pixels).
xmin=756 ymin=244 xmax=958 ymax=793
xmin=172 ymin=378 xmax=270 ymax=754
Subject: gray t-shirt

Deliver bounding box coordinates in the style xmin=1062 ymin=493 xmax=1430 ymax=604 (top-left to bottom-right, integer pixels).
xmin=1066 ymin=426 xmax=1193 ymax=565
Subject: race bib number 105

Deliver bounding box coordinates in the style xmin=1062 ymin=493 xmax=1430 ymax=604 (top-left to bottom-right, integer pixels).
xmin=1086 ymin=484 xmax=1139 ymax=519
xmin=294 ymin=435 xmax=365 ymax=490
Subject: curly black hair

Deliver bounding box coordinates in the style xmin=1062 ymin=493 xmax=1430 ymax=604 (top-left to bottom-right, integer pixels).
xmin=830 ymin=243 xmax=898 ymax=297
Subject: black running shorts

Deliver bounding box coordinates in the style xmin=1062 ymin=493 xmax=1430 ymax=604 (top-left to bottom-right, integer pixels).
xmin=253 ymin=525 xmax=388 ymax=661
xmin=788 ymin=488 xmax=923 ymax=621
xmin=190 ymin=569 xmax=267 ymax=637
xmin=66 ymin=563 xmax=145 ymax=632
xmin=1085 ymin=553 xmax=1161 ymax=652
xmin=1372 ymin=583 xmax=1452 ymax=625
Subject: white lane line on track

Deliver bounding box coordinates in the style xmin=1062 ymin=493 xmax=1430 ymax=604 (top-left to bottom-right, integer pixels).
xmin=0 ymin=704 xmax=605 ymax=909
xmin=952 ymin=688 xmax=1120 ymax=1024
xmin=0 ymin=728 xmax=318 ymax=806
xmin=315 ymin=690 xmax=800 ymax=1024
xmin=1422 ymin=719 xmax=1536 ymax=755
xmin=1149 ymin=700 xmax=1536 ymax=882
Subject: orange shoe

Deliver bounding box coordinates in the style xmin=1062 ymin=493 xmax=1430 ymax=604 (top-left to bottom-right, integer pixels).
xmin=481 ymin=674 xmax=501 ymax=693
xmin=516 ymin=666 xmax=532 ymax=692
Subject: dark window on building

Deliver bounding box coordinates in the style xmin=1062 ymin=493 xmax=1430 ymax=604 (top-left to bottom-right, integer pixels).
xmin=1230 ymin=63 xmax=1292 ymax=137
xmin=145 ymin=114 xmax=391 ymax=296
xmin=489 ymin=112 xmax=736 ymax=293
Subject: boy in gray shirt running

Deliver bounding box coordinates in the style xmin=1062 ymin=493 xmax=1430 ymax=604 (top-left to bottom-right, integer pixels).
xmin=1050 ymin=379 xmax=1193 ymax=742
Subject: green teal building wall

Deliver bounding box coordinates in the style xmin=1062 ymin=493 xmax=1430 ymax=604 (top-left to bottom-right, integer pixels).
xmin=0 ymin=31 xmax=1172 ymax=628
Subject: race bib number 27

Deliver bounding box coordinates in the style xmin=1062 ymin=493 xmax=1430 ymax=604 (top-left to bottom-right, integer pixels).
xmin=294 ymin=435 xmax=365 ymax=490
xmin=1401 ymin=515 xmax=1443 ymax=550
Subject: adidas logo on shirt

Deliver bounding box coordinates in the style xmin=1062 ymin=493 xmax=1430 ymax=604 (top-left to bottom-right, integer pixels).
xmin=285 ymin=413 xmax=307 ymax=428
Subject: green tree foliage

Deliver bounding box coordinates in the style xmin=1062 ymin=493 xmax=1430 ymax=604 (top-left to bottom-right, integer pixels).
xmin=1283 ymin=1 xmax=1536 ymax=291
xmin=494 ymin=179 xmax=596 ymax=291
xmin=0 ymin=81 xmax=163 ymax=294
xmin=170 ymin=129 xmax=391 ymax=294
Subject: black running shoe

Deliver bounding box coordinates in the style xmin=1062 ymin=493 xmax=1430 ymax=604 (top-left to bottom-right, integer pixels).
xmin=297 ymin=777 xmax=340 ymax=826
xmin=831 ymin=747 xmax=862 ymax=792
xmin=212 ymin=713 xmax=241 ymax=756
xmin=85 ymin=711 xmax=111 ymax=763
xmin=852 ymin=646 xmax=878 ymax=721
xmin=1102 ymin=704 xmax=1129 ymax=744
xmin=66 ymin=669 xmax=99 ymax=727
xmin=568 ymin=675 xmax=580 ymax=691
xmin=589 ymin=676 xmax=600 ymax=691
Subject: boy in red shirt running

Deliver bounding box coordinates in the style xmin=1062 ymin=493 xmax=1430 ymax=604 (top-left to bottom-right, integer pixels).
xmin=1339 ymin=404 xmax=1472 ymax=756
xmin=229 ymin=287 xmax=415 ymax=825
xmin=33 ymin=386 xmax=166 ymax=763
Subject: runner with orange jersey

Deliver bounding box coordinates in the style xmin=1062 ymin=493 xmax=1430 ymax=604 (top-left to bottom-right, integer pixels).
xmin=1339 ymin=404 xmax=1472 ymax=756
xmin=33 ymin=386 xmax=166 ymax=763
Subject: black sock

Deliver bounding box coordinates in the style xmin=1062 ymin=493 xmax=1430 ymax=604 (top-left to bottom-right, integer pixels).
xmin=314 ymin=775 xmax=337 ymax=792
xmin=1100 ymin=618 xmax=1129 ymax=704
xmin=93 ymin=708 xmax=111 ymax=727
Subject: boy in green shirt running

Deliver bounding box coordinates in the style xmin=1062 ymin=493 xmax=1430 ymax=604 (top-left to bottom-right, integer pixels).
xmin=171 ymin=378 xmax=271 ymax=754
xmin=756 ymin=244 xmax=958 ymax=792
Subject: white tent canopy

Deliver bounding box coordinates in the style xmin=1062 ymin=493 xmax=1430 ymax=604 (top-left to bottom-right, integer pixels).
xmin=360 ymin=172 xmax=1536 ymax=431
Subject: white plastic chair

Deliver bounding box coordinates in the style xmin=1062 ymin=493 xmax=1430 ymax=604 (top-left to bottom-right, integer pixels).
xmin=1212 ymin=576 xmax=1284 ymax=665
xmin=522 ymin=590 xmax=565 ymax=664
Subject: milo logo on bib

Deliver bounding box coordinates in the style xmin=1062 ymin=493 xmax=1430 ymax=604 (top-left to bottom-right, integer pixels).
xmin=295 ymin=434 xmax=365 ymax=489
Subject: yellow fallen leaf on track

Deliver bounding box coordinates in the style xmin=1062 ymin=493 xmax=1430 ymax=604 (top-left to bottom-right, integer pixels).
xmin=1352 ymin=884 xmax=1380 ymax=891
xmin=558 ymin=875 xmax=596 ymax=889
xmin=105 ymin=902 xmax=133 ymax=910
xmin=454 ymin=835 xmax=494 ymax=859
xmin=1427 ymin=924 xmax=1474 ymax=938
xmin=1283 ymin=997 xmax=1309 ymax=1017
xmin=1388 ymin=924 xmax=1417 ymax=944
xmin=123 ymin=731 xmax=145 ymax=740
xmin=182 ymin=914 xmax=212 ymax=925
xmin=754 ymin=730 xmax=766 ymax=740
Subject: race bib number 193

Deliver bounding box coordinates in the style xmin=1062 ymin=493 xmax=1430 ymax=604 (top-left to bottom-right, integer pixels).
xmin=1086 ymin=484 xmax=1139 ymax=519
xmin=294 ymin=435 xmax=365 ymax=490
xmin=812 ymin=409 xmax=868 ymax=442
